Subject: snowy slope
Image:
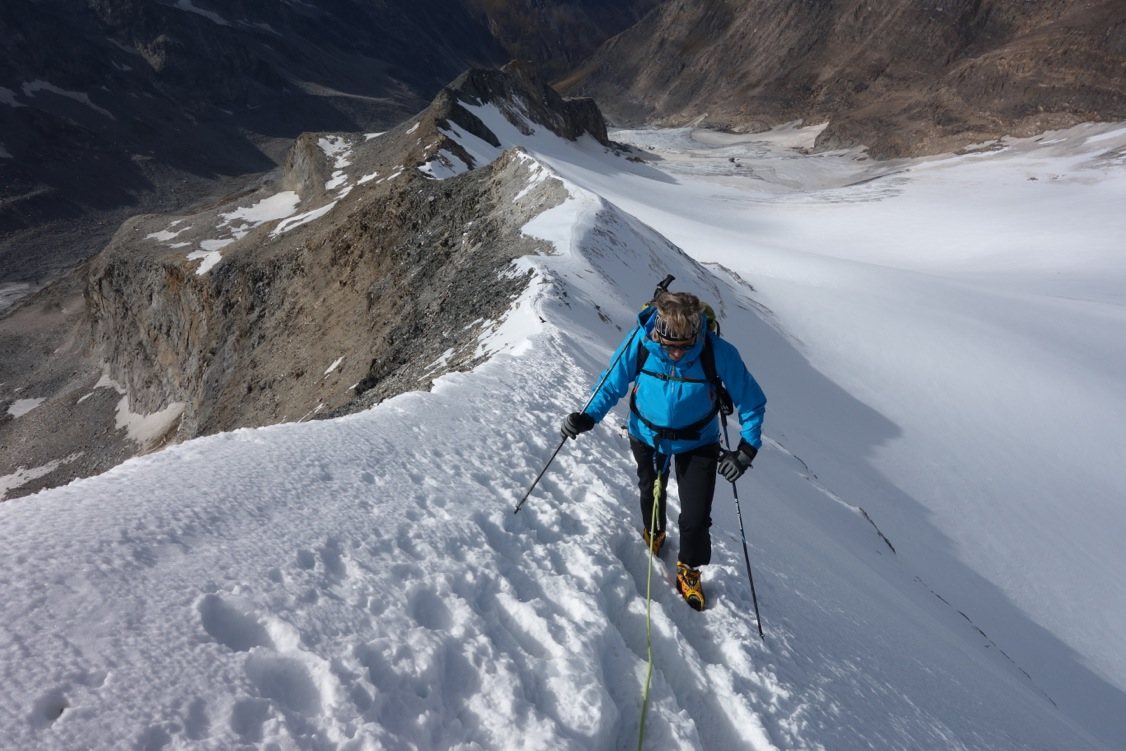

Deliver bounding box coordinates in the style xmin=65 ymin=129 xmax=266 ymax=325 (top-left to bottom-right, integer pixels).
xmin=526 ymin=122 xmax=1126 ymax=744
xmin=2 ymin=114 xmax=1124 ymax=750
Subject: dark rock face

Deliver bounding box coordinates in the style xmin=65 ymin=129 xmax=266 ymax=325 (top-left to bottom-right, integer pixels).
xmin=564 ymin=0 xmax=1126 ymax=157
xmin=464 ymin=0 xmax=663 ymax=80
xmin=0 ymin=0 xmax=508 ymax=288
xmin=0 ymin=65 xmax=600 ymax=499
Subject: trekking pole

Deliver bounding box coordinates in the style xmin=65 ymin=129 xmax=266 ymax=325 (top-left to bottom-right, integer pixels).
xmin=514 ymin=275 xmax=676 ymax=514
xmin=721 ymin=417 xmax=766 ymax=639
xmin=513 ymin=437 xmax=568 ymax=514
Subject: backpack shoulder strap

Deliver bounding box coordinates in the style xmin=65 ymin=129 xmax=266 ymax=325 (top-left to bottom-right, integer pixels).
xmin=702 ymin=333 xmax=734 ymax=416
xmin=700 ymin=334 xmax=718 ymax=385
xmin=633 ymin=305 xmax=657 ymax=378
xmin=635 ymin=336 xmax=650 ymax=376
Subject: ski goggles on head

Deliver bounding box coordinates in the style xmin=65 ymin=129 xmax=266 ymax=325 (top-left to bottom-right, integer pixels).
xmin=653 ymin=315 xmax=697 ymax=351
xmin=653 ymin=330 xmax=697 ymax=352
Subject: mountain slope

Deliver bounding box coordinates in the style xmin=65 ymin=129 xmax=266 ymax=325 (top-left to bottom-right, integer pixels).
xmin=562 ymin=0 xmax=1126 ymax=157
xmin=2 ymin=113 xmax=1124 ymax=748
xmin=466 ymin=0 xmax=662 ymax=80
xmin=528 ymin=122 xmax=1126 ymax=745
xmin=0 ymin=0 xmax=648 ymax=295
xmin=0 ymin=64 xmax=609 ymax=500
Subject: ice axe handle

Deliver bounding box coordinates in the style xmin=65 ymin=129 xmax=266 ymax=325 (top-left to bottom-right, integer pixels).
xmin=654 ymin=275 xmax=675 ymax=297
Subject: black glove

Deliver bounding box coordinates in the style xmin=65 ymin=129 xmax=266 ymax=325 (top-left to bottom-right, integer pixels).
xmin=560 ymin=412 xmax=596 ymax=440
xmin=718 ymin=440 xmax=757 ymax=482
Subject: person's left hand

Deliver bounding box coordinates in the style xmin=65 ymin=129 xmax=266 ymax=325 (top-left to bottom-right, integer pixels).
xmin=718 ymin=440 xmax=757 ymax=482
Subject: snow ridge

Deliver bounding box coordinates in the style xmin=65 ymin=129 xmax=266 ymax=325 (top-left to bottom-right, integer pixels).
xmin=2 ymin=122 xmax=1124 ymax=749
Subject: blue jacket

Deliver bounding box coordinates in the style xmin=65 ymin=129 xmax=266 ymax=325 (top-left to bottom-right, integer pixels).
xmin=584 ymin=312 xmax=767 ymax=454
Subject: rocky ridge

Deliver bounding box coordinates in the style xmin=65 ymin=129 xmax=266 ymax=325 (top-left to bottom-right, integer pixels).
xmin=0 ymin=0 xmax=503 ymax=289
xmin=0 ymin=0 xmax=649 ymax=301
xmin=0 ymin=64 xmax=609 ymax=500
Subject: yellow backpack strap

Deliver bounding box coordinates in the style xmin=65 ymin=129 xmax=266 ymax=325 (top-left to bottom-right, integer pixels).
xmin=700 ymin=302 xmax=721 ymax=336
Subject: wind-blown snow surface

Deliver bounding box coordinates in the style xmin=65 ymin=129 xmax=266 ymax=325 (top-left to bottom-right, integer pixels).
xmin=2 ymin=117 xmax=1124 ymax=749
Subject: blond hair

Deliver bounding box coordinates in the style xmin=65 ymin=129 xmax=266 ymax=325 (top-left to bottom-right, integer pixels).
xmin=652 ymin=291 xmax=702 ymax=342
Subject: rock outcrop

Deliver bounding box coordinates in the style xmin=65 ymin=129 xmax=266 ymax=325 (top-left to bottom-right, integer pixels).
xmin=446 ymin=64 xmax=610 ymax=146
xmin=0 ymin=65 xmax=602 ymax=499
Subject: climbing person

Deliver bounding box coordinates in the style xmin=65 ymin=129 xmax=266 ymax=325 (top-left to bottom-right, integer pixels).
xmin=560 ymin=289 xmax=766 ymax=610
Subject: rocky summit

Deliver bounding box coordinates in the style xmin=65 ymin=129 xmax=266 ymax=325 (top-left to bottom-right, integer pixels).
xmin=0 ymin=64 xmax=609 ymax=500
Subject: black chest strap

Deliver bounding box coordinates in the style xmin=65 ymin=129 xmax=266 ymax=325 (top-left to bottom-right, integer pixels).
xmin=630 ymin=335 xmax=734 ymax=441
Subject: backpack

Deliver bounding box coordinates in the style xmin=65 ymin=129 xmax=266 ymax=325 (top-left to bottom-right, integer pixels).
xmin=629 ymin=302 xmax=734 ymax=442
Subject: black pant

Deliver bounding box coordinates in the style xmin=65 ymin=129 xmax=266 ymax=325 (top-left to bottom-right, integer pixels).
xmin=630 ymin=437 xmax=720 ymax=568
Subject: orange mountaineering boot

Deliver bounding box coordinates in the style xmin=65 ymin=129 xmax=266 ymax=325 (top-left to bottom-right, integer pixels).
xmin=676 ymin=561 xmax=705 ymax=611
xmin=641 ymin=528 xmax=666 ymax=555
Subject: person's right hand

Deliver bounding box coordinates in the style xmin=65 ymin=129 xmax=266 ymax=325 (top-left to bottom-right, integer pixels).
xmin=560 ymin=412 xmax=595 ymax=440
